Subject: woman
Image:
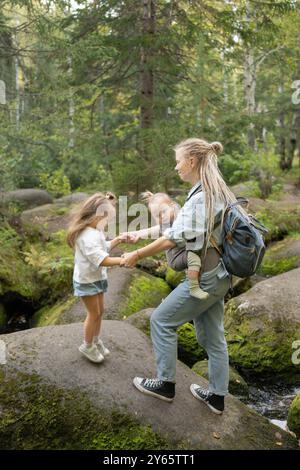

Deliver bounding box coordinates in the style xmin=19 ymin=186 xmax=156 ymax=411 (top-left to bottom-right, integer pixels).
xmin=122 ymin=138 xmax=237 ymax=415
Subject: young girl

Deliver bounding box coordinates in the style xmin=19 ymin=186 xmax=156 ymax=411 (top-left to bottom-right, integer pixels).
xmin=67 ymin=192 xmax=124 ymax=363
xmin=129 ymin=191 xmax=209 ymax=300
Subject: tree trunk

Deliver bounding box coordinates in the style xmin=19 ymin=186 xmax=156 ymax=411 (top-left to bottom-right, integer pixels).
xmin=140 ymin=0 xmax=155 ymax=132
xmin=244 ymin=1 xmax=256 ymax=150
xmin=287 ymin=110 xmax=300 ymax=169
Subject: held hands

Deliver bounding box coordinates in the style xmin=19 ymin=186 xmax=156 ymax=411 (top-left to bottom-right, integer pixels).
xmin=118 ymin=232 xmax=141 ymax=267
xmin=120 ymin=251 xmax=139 ymax=268
xmin=119 ymin=231 xmax=141 ymax=244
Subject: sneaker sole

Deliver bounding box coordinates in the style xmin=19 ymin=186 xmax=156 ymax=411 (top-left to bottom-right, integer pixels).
xmin=133 ymin=378 xmax=174 ymax=403
xmin=190 ymin=385 xmax=223 ymax=415
xmin=79 ymin=347 xmax=104 ymax=364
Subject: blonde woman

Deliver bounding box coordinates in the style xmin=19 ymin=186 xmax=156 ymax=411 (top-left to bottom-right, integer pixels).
xmin=67 ymin=192 xmax=124 ymax=364
xmin=122 ymin=138 xmax=238 ymax=415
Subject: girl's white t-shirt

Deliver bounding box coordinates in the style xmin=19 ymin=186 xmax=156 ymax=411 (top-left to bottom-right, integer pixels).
xmin=73 ymin=227 xmax=111 ymax=283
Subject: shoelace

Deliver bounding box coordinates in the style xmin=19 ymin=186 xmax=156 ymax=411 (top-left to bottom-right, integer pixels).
xmin=196 ymin=387 xmax=211 ymax=400
xmin=143 ymin=378 xmax=163 ymax=389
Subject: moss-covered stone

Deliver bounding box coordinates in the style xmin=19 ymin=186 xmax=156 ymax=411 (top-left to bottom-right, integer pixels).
xmin=287 ymin=393 xmax=300 ymax=438
xmin=120 ymin=272 xmax=171 ymax=318
xmin=165 ymin=267 xmax=185 ymax=289
xmin=225 ymin=297 xmax=300 ymax=379
xmin=192 ymin=360 xmax=249 ymax=398
xmin=0 ymin=221 xmax=41 ymax=300
xmin=258 ymin=234 xmax=300 ymax=277
xmin=177 ymin=323 xmax=207 ymax=367
xmin=256 ymin=206 xmax=300 ymax=243
xmin=32 ymin=295 xmax=78 ymax=328
xmin=0 ymin=369 xmax=170 ymax=450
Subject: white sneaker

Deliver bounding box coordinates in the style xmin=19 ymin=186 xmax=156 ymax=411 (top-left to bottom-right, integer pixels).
xmin=79 ymin=343 xmax=104 ymax=363
xmin=95 ymin=339 xmax=110 ymax=357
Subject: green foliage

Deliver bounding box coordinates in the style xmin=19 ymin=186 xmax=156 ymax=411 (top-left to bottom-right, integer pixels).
xmin=39 ymin=169 xmax=71 ymax=198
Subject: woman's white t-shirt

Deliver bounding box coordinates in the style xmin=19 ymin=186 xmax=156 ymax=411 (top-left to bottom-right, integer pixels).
xmin=73 ymin=227 xmax=111 ymax=283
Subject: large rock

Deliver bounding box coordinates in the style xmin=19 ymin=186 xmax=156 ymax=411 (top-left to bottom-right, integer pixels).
xmin=54 ymin=192 xmax=89 ymax=206
xmin=259 ymin=235 xmax=300 ymax=277
xmin=287 ymin=393 xmax=300 ymax=438
xmin=1 ymin=189 xmax=53 ymax=209
xmin=32 ymin=267 xmax=171 ymax=326
xmin=225 ymin=268 xmax=300 ymax=380
xmin=0 ymin=321 xmax=298 ymax=449
xmin=21 ymin=203 xmax=72 ymax=234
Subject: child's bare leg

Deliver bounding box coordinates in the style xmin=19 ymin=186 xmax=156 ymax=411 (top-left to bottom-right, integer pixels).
xmin=78 ymin=294 xmax=104 ymax=363
xmin=94 ymin=293 xmax=104 ymax=338
xmin=93 ymin=293 xmax=110 ymax=356
xmin=81 ymin=294 xmax=101 ymax=345
xmin=187 ymin=251 xmax=209 ymax=300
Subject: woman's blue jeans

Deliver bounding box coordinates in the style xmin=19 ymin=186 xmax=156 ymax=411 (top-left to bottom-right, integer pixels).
xmin=150 ymin=260 xmax=231 ymax=396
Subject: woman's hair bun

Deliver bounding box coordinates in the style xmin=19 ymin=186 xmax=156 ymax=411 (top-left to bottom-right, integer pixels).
xmin=210 ymin=141 xmax=223 ymax=155
xmin=105 ymin=191 xmax=117 ymax=204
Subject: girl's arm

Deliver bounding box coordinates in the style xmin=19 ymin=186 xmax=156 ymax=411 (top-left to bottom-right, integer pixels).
xmin=122 ymin=236 xmax=176 ymax=267
xmin=109 ymin=235 xmax=124 ymax=250
xmin=100 ymin=256 xmax=124 ymax=267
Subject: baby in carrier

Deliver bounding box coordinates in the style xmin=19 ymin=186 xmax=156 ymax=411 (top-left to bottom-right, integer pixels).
xmin=141 ymin=191 xmax=209 ymax=300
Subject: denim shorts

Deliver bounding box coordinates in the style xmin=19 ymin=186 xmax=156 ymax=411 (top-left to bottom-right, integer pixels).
xmin=73 ymin=279 xmax=108 ymax=297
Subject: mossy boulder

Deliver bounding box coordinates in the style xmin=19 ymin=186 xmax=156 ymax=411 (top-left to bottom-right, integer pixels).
xmin=120 ymin=270 xmax=171 ymax=319
xmin=256 ymin=205 xmax=300 ymax=244
xmin=126 ymin=309 xmax=207 ymax=367
xmin=165 ymin=267 xmax=185 ymax=289
xmin=0 ymin=222 xmax=41 ymax=300
xmin=0 ymin=321 xmax=298 ymax=449
xmin=31 ymin=295 xmax=78 ymax=328
xmin=54 ymin=192 xmax=88 ymax=206
xmin=192 ymin=360 xmax=249 ymax=398
xmin=287 ymin=393 xmax=300 ymax=438
xmin=258 ymin=234 xmax=300 ymax=277
xmin=224 ymin=268 xmax=300 ymax=380
xmin=177 ymin=323 xmax=207 ymax=366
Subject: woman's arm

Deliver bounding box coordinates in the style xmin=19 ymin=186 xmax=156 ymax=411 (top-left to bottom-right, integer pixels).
xmin=122 ymin=236 xmax=176 ymax=267
xmin=120 ymin=224 xmax=161 ymax=243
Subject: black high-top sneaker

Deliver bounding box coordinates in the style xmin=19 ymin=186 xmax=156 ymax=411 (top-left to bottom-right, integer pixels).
xmin=133 ymin=377 xmax=175 ymax=402
xmin=190 ymin=384 xmax=224 ymax=414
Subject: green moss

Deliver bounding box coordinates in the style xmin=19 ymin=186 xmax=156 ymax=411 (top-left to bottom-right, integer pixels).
xmin=256 ymin=206 xmax=300 ymax=243
xmin=177 ymin=323 xmax=207 ymax=367
xmin=258 ymin=235 xmax=300 ymax=276
xmin=120 ymin=273 xmax=171 ymax=318
xmin=259 ymin=256 xmax=298 ymax=276
xmin=0 ymin=369 xmax=170 ymax=450
xmin=165 ymin=267 xmax=185 ymax=289
xmin=225 ymin=299 xmax=300 ymax=378
xmin=287 ymin=393 xmax=300 ymax=438
xmin=22 ymin=229 xmax=74 ymax=304
xmin=0 ymin=221 xmax=41 ymax=299
xmin=192 ymin=360 xmax=249 ymax=398
xmin=32 ymin=295 xmax=78 ymax=327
